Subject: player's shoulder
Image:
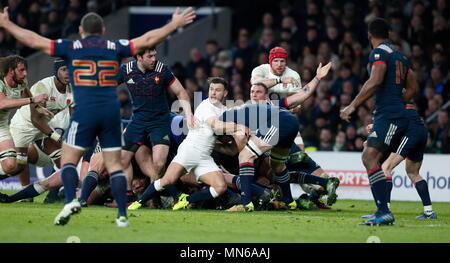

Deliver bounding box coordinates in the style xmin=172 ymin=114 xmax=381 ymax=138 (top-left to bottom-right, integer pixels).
xmin=154 ymin=61 xmax=168 ymax=73
xmin=122 ymin=60 xmax=136 ymax=74
xmin=283 ymin=66 xmax=300 ymax=78
xmin=251 ymin=64 xmax=270 ymax=75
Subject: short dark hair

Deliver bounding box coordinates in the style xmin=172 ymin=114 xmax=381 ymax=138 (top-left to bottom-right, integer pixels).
xmin=80 ymin=12 xmax=104 ymax=35
xmin=0 ymin=55 xmax=27 ymax=77
xmin=206 ymin=39 xmax=218 ymax=46
xmin=252 ymin=82 xmax=269 ymax=93
xmin=207 ymin=77 xmax=228 ymax=90
xmin=368 ymin=18 xmax=391 ymax=39
xmin=136 ymin=47 xmax=156 ymax=58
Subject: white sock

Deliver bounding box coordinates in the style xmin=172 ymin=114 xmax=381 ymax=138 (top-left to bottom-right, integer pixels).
xmin=209 ymin=187 xmax=219 ymax=198
xmin=33 ymin=183 xmax=45 ymax=194
xmin=424 ymin=205 xmax=433 ymax=214
xmin=154 ymin=179 xmax=164 ymax=191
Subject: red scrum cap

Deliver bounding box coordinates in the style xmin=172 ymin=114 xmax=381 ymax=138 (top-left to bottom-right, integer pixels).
xmin=269 ymin=47 xmax=288 ymax=66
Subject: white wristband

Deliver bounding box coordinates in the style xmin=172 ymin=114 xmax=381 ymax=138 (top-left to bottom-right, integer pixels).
xmin=49 ymin=131 xmax=62 ymax=142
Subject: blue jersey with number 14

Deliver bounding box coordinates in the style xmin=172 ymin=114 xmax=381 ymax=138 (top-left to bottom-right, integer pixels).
xmin=368 ymin=41 xmax=409 ymax=119
xmin=50 ymin=35 xmax=135 ymax=107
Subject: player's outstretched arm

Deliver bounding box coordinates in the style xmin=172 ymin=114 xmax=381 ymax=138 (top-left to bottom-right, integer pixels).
xmin=169 ymin=78 xmax=197 ymax=128
xmin=131 ymin=7 xmax=196 ymax=55
xmin=0 ymin=7 xmax=52 ymax=54
xmin=285 ymin=62 xmax=332 ymax=108
xmin=0 ymin=89 xmax=48 ymax=110
xmin=403 ymin=69 xmax=418 ymax=102
xmin=340 ymin=62 xmax=386 ymax=122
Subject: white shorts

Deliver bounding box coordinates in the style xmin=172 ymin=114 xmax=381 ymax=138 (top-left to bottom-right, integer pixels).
xmin=172 ymin=143 xmax=220 ymax=182
xmin=0 ymin=122 xmax=12 ymax=143
xmin=33 ymin=142 xmax=53 ymax=167
xmin=10 ymin=124 xmax=45 ymax=148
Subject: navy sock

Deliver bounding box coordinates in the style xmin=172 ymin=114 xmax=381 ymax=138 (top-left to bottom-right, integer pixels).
xmin=275 ymin=168 xmax=293 ymax=203
xmin=368 ymin=166 xmax=389 ymax=213
xmin=232 ymin=176 xmax=265 ymax=197
xmin=232 ymin=176 xmax=240 ymax=189
xmin=61 ymin=163 xmax=79 ymax=203
xmin=110 ymin=171 xmax=128 ymax=218
xmin=239 ymin=163 xmax=254 ymax=205
xmin=164 ymin=185 xmax=180 ymax=199
xmin=79 ymin=171 xmax=98 ymax=202
xmin=139 ymin=182 xmax=158 ymax=203
xmin=187 ymin=186 xmax=215 ymax=203
xmin=9 ymin=184 xmax=39 ymax=202
xmin=370 ymin=186 xmax=380 ymax=209
xmin=386 ymin=176 xmax=393 ymax=204
xmin=298 ymin=172 xmax=329 ymax=188
xmin=415 ymin=180 xmax=432 ymax=206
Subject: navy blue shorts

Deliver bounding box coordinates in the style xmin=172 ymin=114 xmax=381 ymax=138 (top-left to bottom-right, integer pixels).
xmin=256 ymin=112 xmax=299 ymax=149
xmin=395 ymin=122 xmax=427 ymax=162
xmin=367 ymin=115 xmax=408 ymax=155
xmin=64 ymin=103 xmax=123 ymax=151
xmin=123 ymin=119 xmax=170 ymax=150
xmin=287 ymin=144 xmax=321 ymax=174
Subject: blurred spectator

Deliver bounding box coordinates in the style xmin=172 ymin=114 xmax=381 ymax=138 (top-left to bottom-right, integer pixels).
xmin=62 ymin=7 xmax=81 ymax=37
xmin=205 ymin=39 xmax=220 ymax=69
xmin=318 ymin=128 xmax=334 ymax=151
xmin=311 ymin=98 xmax=339 ymax=133
xmin=194 ymin=66 xmax=208 ymax=94
xmin=429 ymin=110 xmax=450 ymax=153
xmin=330 ymin=63 xmax=360 ymax=97
xmin=186 ymin=48 xmax=209 ymax=78
xmin=231 ymin=28 xmax=255 ymax=72
xmin=345 ymin=125 xmax=357 ymax=151
xmin=215 ymin=50 xmax=233 ymax=69
xmin=252 ymin=12 xmax=279 ymax=44
xmin=333 ymin=130 xmax=347 ymax=151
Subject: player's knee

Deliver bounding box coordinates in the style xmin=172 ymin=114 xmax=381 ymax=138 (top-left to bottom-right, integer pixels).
xmin=2 ymin=159 xmax=18 ymax=174
xmin=381 ymin=162 xmax=392 ymax=177
xmin=212 ymin=181 xmax=227 ymax=195
xmin=153 ymin=160 xmax=166 ymax=174
xmin=407 ymin=173 xmax=422 ymax=184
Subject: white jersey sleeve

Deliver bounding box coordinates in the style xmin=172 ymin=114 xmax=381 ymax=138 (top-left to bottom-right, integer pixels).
xmin=251 ymin=64 xmax=302 ymax=98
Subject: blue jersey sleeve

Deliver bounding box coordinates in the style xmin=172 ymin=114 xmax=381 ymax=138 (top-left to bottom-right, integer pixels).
xmin=51 ymin=39 xmax=73 ymax=57
xmin=115 ymin=39 xmax=135 ymax=58
xmin=368 ymin=48 xmax=389 ymax=67
xmin=162 ymin=65 xmax=176 ymax=87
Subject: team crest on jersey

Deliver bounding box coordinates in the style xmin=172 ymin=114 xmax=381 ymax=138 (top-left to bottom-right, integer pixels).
xmin=154 ymin=76 xmax=161 ymax=84
xmin=119 ymin=39 xmax=130 ymax=46
xmin=374 ymin=54 xmax=380 ymax=60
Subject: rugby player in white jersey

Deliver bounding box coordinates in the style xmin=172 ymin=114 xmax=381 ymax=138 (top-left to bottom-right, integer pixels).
xmin=0 ymin=55 xmax=48 ymax=179
xmin=128 ymin=77 xmax=249 ymax=210
xmin=0 ymin=59 xmax=73 ymax=203
xmin=251 ymin=47 xmax=332 ymax=208
xmin=10 ymin=58 xmax=72 ymax=173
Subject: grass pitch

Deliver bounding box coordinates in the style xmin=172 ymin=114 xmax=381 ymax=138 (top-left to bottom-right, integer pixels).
xmin=0 ymin=191 xmax=449 ymax=243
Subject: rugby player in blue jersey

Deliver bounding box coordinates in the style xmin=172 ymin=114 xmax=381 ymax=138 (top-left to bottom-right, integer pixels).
xmin=377 ymin=70 xmax=437 ymax=219
xmin=221 ymin=62 xmax=339 ymax=212
xmin=119 ymin=47 xmax=195 ymax=203
xmin=0 ymin=6 xmax=196 ymax=227
xmin=340 ymin=18 xmax=410 ymax=226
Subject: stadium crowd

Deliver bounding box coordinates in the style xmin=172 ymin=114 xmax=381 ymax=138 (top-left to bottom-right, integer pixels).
xmin=172 ymin=0 xmax=450 ymax=153
xmin=1 ymin=0 xmax=449 ymax=153
xmin=0 ymin=0 xmax=442 ymax=226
